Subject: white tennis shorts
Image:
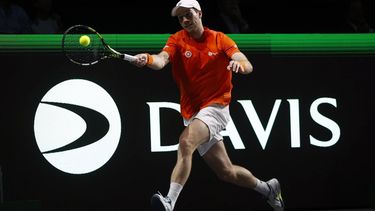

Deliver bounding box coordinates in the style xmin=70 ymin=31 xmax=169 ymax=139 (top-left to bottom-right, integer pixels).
xmin=183 ymin=104 xmax=230 ymax=156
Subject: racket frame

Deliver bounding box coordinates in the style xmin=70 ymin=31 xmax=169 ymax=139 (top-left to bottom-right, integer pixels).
xmin=62 ymin=25 xmax=137 ymax=66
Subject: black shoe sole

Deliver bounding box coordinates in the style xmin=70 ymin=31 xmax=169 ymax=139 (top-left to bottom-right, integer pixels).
xmin=151 ymin=194 xmax=166 ymax=211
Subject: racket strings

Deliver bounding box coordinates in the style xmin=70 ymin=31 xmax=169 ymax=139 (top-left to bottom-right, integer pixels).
xmin=63 ymin=26 xmax=106 ymax=65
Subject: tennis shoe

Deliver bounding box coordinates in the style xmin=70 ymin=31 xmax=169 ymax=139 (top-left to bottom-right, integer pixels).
xmin=151 ymin=192 xmax=173 ymax=211
xmin=266 ymin=178 xmax=285 ymax=211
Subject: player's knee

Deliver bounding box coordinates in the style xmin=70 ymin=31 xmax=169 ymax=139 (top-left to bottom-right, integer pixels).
xmin=178 ymin=137 xmax=195 ymax=156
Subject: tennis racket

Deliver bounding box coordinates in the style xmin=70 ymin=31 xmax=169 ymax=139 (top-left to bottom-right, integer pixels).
xmin=62 ymin=25 xmax=137 ymax=66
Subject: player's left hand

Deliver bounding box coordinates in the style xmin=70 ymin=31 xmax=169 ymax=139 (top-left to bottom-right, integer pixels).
xmin=227 ymin=60 xmax=244 ymax=73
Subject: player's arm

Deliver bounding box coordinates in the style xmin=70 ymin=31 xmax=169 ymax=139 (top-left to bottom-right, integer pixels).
xmin=227 ymin=52 xmax=253 ymax=74
xmin=133 ymin=51 xmax=169 ymax=70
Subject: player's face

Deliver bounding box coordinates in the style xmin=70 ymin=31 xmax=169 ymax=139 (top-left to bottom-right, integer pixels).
xmin=177 ymin=8 xmax=202 ymax=32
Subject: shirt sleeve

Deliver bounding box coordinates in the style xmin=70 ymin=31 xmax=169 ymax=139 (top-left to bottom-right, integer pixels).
xmin=218 ymin=32 xmax=240 ymax=58
xmin=162 ymin=34 xmax=178 ymax=62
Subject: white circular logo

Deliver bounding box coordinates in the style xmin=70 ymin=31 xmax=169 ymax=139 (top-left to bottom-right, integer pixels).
xmin=184 ymin=51 xmax=192 ymax=58
xmin=33 ymin=79 xmax=121 ymax=174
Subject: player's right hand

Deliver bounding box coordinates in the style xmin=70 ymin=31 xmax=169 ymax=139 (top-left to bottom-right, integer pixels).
xmin=132 ymin=53 xmax=148 ymax=67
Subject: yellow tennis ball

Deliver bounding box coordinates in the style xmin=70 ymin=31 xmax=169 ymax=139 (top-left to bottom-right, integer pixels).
xmin=79 ymin=35 xmax=90 ymax=47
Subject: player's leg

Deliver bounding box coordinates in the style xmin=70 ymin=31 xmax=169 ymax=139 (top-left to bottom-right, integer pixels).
xmin=171 ymin=118 xmax=210 ymax=185
xmin=202 ymin=140 xmax=258 ymax=188
xmin=202 ymin=141 xmax=285 ymax=210
xmin=151 ymin=118 xmax=210 ymax=211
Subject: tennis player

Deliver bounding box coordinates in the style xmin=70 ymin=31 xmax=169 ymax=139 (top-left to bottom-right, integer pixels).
xmin=132 ymin=0 xmax=284 ymax=210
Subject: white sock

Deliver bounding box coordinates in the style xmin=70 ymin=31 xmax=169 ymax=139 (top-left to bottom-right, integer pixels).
xmin=253 ymin=179 xmax=270 ymax=197
xmin=167 ymin=182 xmax=183 ymax=209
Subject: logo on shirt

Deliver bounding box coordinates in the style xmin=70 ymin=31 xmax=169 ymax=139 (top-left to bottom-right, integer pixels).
xmin=208 ymin=51 xmax=218 ymax=56
xmin=185 ymin=51 xmax=192 ymax=58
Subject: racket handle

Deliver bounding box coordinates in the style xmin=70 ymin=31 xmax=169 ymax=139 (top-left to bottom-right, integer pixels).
xmin=122 ymin=54 xmax=137 ymax=62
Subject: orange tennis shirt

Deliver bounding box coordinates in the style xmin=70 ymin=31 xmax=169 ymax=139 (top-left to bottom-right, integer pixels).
xmin=162 ymin=27 xmax=240 ymax=119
